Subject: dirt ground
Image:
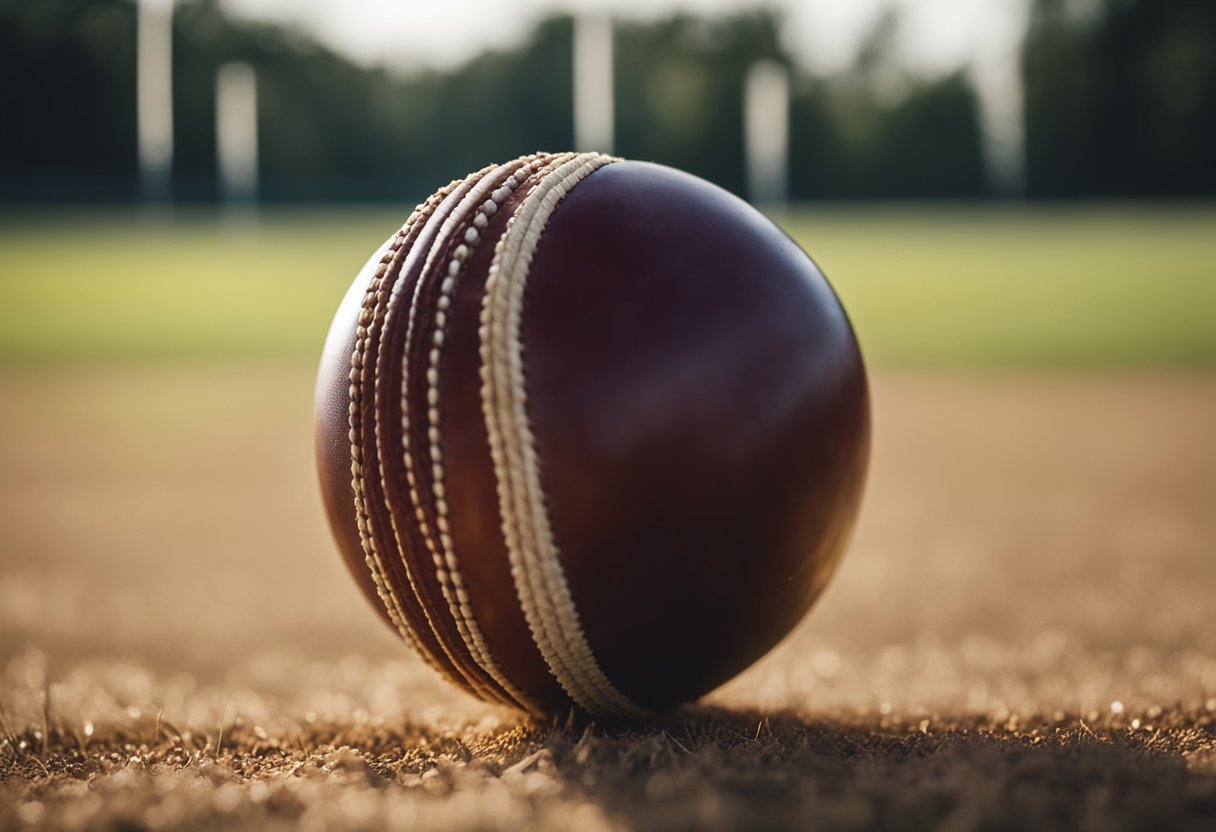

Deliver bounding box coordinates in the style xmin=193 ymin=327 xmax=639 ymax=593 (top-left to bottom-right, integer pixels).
xmin=1 ymin=366 xmax=1214 ymax=831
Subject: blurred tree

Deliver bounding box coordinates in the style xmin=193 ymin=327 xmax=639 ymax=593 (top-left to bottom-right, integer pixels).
xmin=1 ymin=0 xmax=139 ymax=201
xmin=0 ymin=0 xmax=570 ymax=202
xmin=1024 ymin=0 xmax=1216 ymax=197
xmin=0 ymin=1 xmax=986 ymax=202
xmin=164 ymin=0 xmax=567 ymax=201
xmin=615 ymin=10 xmax=785 ymax=197
xmin=26 ymin=0 xmax=1213 ymax=202
xmin=391 ymin=16 xmax=574 ymax=192
xmin=790 ymin=10 xmax=986 ymax=199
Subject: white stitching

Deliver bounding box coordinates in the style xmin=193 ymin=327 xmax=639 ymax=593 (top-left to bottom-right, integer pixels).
xmin=348 ymin=187 xmax=457 ymax=671
xmin=480 ymin=152 xmax=647 ymax=717
xmin=400 ymin=154 xmax=552 ymax=712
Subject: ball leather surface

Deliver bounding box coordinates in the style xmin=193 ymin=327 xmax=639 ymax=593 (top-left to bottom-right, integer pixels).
xmin=315 ymin=153 xmax=869 ymax=715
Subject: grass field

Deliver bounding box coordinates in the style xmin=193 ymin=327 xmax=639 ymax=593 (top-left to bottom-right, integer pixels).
xmin=1 ymin=205 xmax=1214 ymax=830
xmin=1 ymin=204 xmax=1214 ymax=367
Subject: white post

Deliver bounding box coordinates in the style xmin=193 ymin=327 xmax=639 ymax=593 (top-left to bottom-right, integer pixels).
xmin=216 ymin=62 xmax=259 ymax=204
xmin=137 ymin=0 xmax=174 ymax=202
xmin=974 ymin=54 xmax=1026 ymax=197
xmin=573 ymin=15 xmax=614 ymax=154
xmin=744 ymin=61 xmax=790 ymax=207
xmin=972 ymin=0 xmax=1029 ymax=197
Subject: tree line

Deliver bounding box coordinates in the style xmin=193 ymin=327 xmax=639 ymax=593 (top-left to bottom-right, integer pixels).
xmin=1 ymin=0 xmax=1212 ymax=202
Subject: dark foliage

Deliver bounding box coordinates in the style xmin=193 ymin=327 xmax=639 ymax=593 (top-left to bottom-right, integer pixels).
xmin=1023 ymin=0 xmax=1216 ymax=197
xmin=2 ymin=0 xmax=1212 ymax=201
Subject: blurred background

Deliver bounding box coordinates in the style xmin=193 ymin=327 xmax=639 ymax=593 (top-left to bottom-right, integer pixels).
xmin=1 ymin=0 xmax=1214 ymax=366
xmin=5 ymin=0 xmax=1216 ymax=204
xmin=1 ymin=1 xmax=1215 ymax=827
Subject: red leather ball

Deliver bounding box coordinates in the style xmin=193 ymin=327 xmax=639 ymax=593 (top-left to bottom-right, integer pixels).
xmin=315 ymin=153 xmax=869 ymax=716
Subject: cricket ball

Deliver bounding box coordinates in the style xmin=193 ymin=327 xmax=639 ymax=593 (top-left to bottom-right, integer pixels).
xmin=315 ymin=152 xmax=869 ymax=717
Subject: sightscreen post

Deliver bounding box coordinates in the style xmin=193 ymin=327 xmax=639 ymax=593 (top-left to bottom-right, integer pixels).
xmin=574 ymin=15 xmax=614 ymax=154
xmin=216 ymin=62 xmax=260 ymax=206
xmin=745 ymin=61 xmax=790 ymax=207
xmin=137 ymin=0 xmax=174 ymax=203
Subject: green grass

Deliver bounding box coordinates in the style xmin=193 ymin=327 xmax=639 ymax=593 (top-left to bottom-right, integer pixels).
xmin=1 ymin=204 xmax=1213 ymax=368
xmin=780 ymin=204 xmax=1216 ymax=368
xmin=0 ymin=209 xmax=397 ymax=364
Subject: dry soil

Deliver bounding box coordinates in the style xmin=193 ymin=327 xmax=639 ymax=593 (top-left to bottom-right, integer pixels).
xmin=1 ymin=367 xmax=1214 ymax=830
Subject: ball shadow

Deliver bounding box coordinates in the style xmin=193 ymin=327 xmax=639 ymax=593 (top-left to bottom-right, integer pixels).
xmin=527 ymin=703 xmax=1216 ymax=831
